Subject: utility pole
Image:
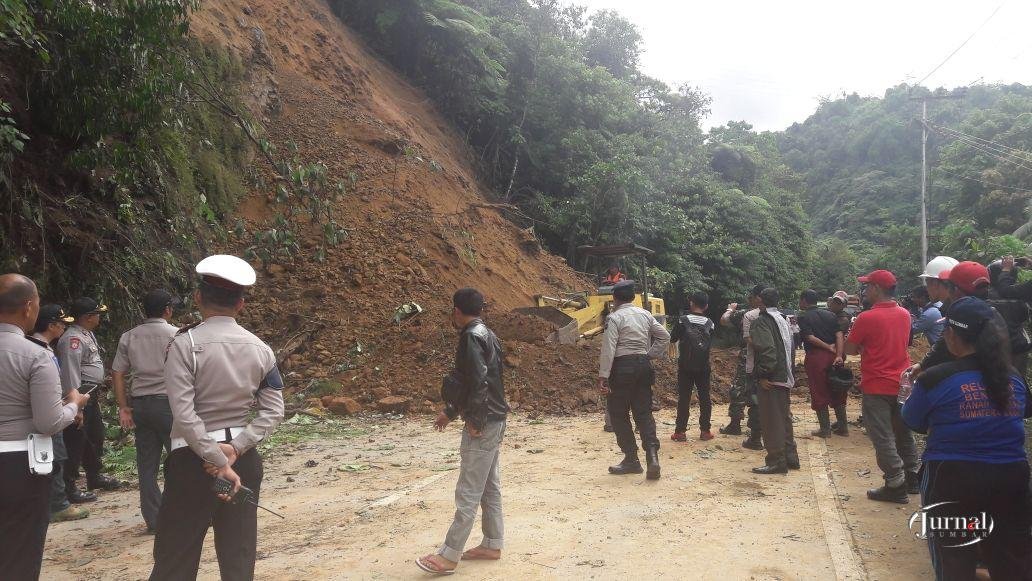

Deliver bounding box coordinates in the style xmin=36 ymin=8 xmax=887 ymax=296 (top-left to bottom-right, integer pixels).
xmin=911 ymin=92 xmax=964 ymax=269
xmin=921 ymin=99 xmax=928 ymax=267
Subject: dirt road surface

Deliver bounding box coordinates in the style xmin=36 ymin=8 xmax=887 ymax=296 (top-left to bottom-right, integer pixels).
xmin=44 ymin=398 xmax=933 ymax=580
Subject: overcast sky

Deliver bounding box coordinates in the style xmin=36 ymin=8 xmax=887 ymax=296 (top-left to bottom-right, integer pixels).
xmin=572 ymin=1 xmax=1032 ymax=130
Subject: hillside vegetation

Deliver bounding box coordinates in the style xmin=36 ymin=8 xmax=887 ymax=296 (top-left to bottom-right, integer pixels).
xmin=334 ymin=0 xmax=816 ymax=309
xmin=779 ymin=84 xmax=1032 ymax=286
xmin=2 ymin=0 xmax=1030 ymax=347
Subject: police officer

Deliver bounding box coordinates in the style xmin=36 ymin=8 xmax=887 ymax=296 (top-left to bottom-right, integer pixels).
xmin=31 ymin=305 xmax=90 ymax=522
xmin=150 ymin=255 xmax=285 ymax=581
xmin=57 ymin=297 xmax=121 ymax=498
xmin=597 ymin=280 xmax=670 ymax=479
xmin=111 ymin=289 xmax=180 ymax=533
xmin=0 ymin=274 xmax=87 ymax=579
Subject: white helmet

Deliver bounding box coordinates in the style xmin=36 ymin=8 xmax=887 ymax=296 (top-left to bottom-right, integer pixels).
xmin=918 ymin=255 xmax=958 ymax=279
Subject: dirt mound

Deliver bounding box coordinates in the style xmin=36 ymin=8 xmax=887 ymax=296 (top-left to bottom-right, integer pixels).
xmin=487 ymin=311 xmax=559 ymax=344
xmin=186 ymin=0 xmax=609 ymax=413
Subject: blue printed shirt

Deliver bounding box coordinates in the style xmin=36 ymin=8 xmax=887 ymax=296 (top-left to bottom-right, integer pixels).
xmin=902 ymin=357 xmax=1029 ymax=463
xmin=911 ymin=301 xmax=944 ymax=346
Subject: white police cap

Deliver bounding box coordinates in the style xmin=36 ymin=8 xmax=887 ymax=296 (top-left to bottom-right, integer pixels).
xmin=195 ymin=255 xmax=256 ymax=288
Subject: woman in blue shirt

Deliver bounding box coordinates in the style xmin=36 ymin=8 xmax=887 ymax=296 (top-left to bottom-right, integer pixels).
xmin=902 ymin=296 xmax=1032 ymax=581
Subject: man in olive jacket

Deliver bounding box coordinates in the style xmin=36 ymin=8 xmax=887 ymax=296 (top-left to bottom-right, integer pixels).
xmin=749 ymin=288 xmax=800 ymax=475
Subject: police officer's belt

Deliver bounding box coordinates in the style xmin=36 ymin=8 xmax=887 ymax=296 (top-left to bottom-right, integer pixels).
xmin=170 ymin=427 xmax=244 ymax=452
xmin=613 ymin=354 xmax=650 ymax=364
xmin=0 ymin=440 xmax=29 ymax=453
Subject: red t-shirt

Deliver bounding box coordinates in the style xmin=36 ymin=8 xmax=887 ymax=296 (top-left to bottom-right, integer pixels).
xmin=846 ymin=301 xmax=912 ymax=396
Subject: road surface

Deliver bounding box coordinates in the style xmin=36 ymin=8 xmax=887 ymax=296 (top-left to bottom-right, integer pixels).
xmin=44 ymin=398 xmax=933 ymax=580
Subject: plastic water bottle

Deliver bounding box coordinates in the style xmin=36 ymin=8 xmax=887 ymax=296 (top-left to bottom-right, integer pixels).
xmin=898 ymin=370 xmax=914 ymax=404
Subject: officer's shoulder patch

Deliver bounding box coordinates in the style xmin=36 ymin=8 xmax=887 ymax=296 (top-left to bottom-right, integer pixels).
xmin=260 ymin=366 xmax=285 ymax=391
xmin=69 ymin=337 xmax=80 ymax=350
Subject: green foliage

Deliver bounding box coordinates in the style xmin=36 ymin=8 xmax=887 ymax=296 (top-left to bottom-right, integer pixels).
xmin=937 ymin=220 xmax=1027 ymax=265
xmin=34 ymin=0 xmax=199 ymax=140
xmin=0 ymin=0 xmax=44 ymax=55
xmin=0 ymin=100 xmax=28 ymax=171
xmin=0 ymin=1 xmax=259 ymax=339
xmin=780 ymin=84 xmax=1032 ymax=281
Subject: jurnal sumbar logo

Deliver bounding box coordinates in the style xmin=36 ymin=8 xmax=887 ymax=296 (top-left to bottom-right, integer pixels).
xmin=908 ymin=502 xmax=995 ymax=547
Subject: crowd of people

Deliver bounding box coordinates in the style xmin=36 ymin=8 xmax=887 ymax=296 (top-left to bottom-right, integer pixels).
xmin=3 ymin=251 xmax=1031 ymax=580
xmin=0 ymin=255 xmax=284 ymax=580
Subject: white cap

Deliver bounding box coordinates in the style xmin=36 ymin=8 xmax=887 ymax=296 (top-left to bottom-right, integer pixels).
xmin=195 ymin=255 xmax=256 ymax=287
xmin=918 ymin=256 xmax=959 ymax=279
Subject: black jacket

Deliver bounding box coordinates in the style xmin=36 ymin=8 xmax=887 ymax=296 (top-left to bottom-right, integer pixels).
xmin=444 ymin=319 xmax=508 ymax=429
xmin=996 ymin=270 xmax=1032 ymax=301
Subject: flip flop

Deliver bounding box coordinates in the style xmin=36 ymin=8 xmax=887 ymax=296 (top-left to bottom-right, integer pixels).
xmin=416 ymin=556 xmax=455 ymax=576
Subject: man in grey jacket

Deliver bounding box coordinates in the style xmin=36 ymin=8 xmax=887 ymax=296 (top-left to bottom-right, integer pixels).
xmin=418 ymin=288 xmax=509 ymax=576
xmin=749 ymin=288 xmax=800 ymax=475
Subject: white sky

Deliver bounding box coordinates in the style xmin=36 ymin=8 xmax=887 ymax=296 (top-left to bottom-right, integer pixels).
xmin=571 ymin=1 xmax=1032 ymax=130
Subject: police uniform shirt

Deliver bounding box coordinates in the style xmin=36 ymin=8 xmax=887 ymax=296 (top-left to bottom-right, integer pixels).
xmin=599 ymin=303 xmax=671 ymax=378
xmin=165 ymin=316 xmax=284 ymax=467
xmin=55 ymin=324 xmax=104 ymax=392
xmin=0 ymin=323 xmax=78 ymax=440
xmin=111 ymin=318 xmax=178 ymax=397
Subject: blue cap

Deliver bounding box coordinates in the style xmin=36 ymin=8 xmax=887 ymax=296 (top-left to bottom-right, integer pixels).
xmin=943 ymin=296 xmax=994 ymax=335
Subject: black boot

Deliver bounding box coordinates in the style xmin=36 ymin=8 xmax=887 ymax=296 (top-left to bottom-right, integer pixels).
xmin=786 ymin=450 xmax=801 ymax=470
xmin=719 ymin=419 xmax=743 ymax=435
xmin=753 ymin=456 xmax=788 ymax=475
xmin=812 ymin=408 xmax=832 ymax=438
xmin=609 ymin=454 xmax=643 ymax=475
xmin=645 ymin=447 xmax=661 ymax=480
xmin=867 ymin=483 xmax=909 ymax=504
xmin=87 ymin=473 xmax=122 ymax=491
xmin=905 ymin=471 xmax=920 ymax=495
xmin=67 ymin=485 xmax=97 ymax=504
xmin=832 ymin=406 xmax=849 ymax=436
xmin=742 ymin=434 xmax=763 ymax=450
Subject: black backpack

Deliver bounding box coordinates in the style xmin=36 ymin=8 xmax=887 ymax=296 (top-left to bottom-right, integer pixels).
xmin=678 ymin=315 xmax=712 ymax=370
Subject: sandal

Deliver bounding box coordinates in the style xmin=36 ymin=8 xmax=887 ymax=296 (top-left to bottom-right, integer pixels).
xmin=416 ymin=555 xmax=456 ymax=576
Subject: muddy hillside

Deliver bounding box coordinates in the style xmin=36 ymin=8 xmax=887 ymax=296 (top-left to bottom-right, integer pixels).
xmin=186 ymin=1 xmax=705 ymax=415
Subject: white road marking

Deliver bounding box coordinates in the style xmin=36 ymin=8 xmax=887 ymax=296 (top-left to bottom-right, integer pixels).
xmin=806 ymin=436 xmax=868 ymax=581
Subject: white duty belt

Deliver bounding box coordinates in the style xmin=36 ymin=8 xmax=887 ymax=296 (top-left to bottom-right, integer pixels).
xmin=171 ymin=427 xmax=244 ymax=452
xmin=0 ymin=440 xmax=29 ymax=453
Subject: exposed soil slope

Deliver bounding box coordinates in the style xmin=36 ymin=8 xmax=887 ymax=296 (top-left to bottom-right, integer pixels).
xmin=188 ymin=1 xmax=642 ymax=413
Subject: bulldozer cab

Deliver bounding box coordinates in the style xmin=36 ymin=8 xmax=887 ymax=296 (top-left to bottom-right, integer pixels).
xmin=580 ymin=243 xmax=655 ymax=295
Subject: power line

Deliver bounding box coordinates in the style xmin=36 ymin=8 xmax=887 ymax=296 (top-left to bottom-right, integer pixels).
xmin=923 ymin=120 xmax=1032 ymax=173
xmin=929 ymin=121 xmax=1032 ymax=163
xmin=916 ymin=2 xmax=1007 ymax=87
xmin=933 ymin=166 xmax=1032 ymax=194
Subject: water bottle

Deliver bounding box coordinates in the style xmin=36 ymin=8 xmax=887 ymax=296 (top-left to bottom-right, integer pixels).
xmin=898 ymin=370 xmax=914 ymax=404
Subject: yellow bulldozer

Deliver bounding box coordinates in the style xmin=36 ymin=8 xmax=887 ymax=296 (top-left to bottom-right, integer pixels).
xmin=516 ymin=243 xmax=667 ymax=344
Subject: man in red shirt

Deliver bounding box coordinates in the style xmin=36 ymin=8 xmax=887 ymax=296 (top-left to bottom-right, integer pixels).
xmin=845 ymin=270 xmax=919 ymax=504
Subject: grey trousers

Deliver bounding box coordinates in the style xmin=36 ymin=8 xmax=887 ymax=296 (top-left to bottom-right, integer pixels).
xmin=862 ymin=394 xmax=919 ymax=487
xmin=438 ymin=420 xmax=505 ymax=563
xmin=132 ymin=395 xmax=173 ymax=530
xmin=758 ymin=385 xmax=797 ymax=465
